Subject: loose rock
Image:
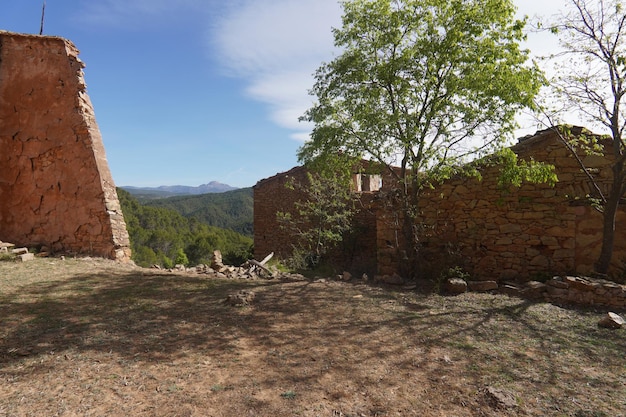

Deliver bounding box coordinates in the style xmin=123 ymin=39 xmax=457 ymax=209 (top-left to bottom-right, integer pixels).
xmin=445 ymin=278 xmax=468 ymax=294
xmin=597 ymin=312 xmax=625 ymax=329
xmin=225 ymin=290 xmax=256 ymax=306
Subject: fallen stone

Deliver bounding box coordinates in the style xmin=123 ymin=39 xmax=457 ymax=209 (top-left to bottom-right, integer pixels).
xmin=468 ymin=280 xmax=498 ymax=292
xmin=500 ymin=284 xmax=522 ymax=297
xmin=482 ymin=386 xmax=517 ymax=409
xmin=444 ymin=278 xmax=467 ymax=294
xmin=564 ymin=276 xmax=594 ymax=292
xmin=597 ymin=312 xmax=625 ymax=329
xmin=11 ymin=247 xmax=29 ymax=255
xmin=521 ymin=281 xmax=547 ymax=299
xmin=384 ymin=273 xmax=405 ymax=285
xmin=546 ymin=277 xmax=569 ymax=289
xmin=0 ymin=241 xmax=16 ymax=250
xmin=225 ymin=290 xmax=256 ymax=306
xmin=18 ymin=253 xmax=35 ymax=262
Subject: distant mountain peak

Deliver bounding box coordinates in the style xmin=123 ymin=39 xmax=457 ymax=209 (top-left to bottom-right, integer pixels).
xmin=122 ymin=181 xmax=238 ymax=197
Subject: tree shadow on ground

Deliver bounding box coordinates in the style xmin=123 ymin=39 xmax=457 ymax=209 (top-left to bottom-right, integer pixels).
xmin=1 ymin=268 xmax=624 ymax=416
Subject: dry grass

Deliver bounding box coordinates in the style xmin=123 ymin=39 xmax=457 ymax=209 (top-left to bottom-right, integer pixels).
xmin=1 ymin=257 xmax=625 ymax=416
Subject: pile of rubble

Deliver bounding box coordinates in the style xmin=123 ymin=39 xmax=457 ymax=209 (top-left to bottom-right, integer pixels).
xmin=154 ymin=251 xmax=306 ymax=281
xmin=0 ymin=240 xmax=35 ymax=262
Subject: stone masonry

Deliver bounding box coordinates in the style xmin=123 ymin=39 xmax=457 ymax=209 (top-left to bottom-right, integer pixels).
xmin=0 ymin=32 xmax=131 ymax=261
xmin=256 ymin=127 xmax=625 ymax=281
xmin=254 ymin=164 xmax=380 ymax=274
xmin=377 ymin=127 xmax=625 ymax=280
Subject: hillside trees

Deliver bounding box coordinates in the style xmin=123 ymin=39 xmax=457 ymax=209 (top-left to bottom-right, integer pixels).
xmin=544 ymin=0 xmax=626 ymax=275
xmin=143 ymin=188 xmax=253 ymax=238
xmin=299 ymin=0 xmax=548 ymax=277
xmin=117 ymin=188 xmax=252 ymax=267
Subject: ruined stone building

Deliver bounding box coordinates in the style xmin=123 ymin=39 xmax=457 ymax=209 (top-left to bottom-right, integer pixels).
xmin=0 ymin=32 xmax=131 ymax=260
xmin=253 ymin=164 xmax=386 ymax=274
xmin=254 ymin=127 xmax=626 ymax=280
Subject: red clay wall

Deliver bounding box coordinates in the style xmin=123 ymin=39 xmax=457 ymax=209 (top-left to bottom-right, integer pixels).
xmin=0 ymin=32 xmax=131 ymax=260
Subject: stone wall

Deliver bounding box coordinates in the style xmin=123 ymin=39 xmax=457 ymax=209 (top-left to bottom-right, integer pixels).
xmin=376 ymin=127 xmax=625 ymax=281
xmin=255 ymin=128 xmax=625 ymax=281
xmin=0 ymin=32 xmax=131 ymax=261
xmin=254 ymin=166 xmax=309 ymax=261
xmin=253 ymin=166 xmax=378 ymax=274
xmin=518 ymin=276 xmax=626 ymax=309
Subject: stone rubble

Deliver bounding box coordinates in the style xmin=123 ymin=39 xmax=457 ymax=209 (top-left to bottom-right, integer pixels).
xmin=0 ymin=240 xmax=35 ymax=262
xmin=150 ymin=248 xmax=626 ymax=316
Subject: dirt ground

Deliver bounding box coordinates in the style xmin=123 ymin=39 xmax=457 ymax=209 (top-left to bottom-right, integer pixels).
xmin=1 ymin=257 xmax=625 ymax=416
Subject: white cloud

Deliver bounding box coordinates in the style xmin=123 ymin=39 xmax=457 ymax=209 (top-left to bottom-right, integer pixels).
xmin=211 ymin=0 xmax=341 ymax=141
xmin=211 ymin=0 xmax=571 ymax=143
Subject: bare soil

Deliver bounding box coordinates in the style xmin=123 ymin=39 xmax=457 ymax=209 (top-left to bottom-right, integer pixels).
xmin=1 ymin=257 xmax=625 ymax=416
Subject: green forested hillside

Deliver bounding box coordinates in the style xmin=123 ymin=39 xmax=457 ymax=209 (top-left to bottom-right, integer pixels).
xmin=117 ymin=188 xmax=253 ymax=268
xmin=142 ymin=188 xmax=253 ymax=237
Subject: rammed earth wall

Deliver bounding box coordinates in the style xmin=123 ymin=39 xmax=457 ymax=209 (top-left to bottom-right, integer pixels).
xmin=0 ymin=32 xmax=131 ymax=260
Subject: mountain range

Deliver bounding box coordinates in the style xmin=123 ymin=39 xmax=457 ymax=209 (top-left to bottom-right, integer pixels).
xmin=121 ymin=181 xmax=238 ymax=198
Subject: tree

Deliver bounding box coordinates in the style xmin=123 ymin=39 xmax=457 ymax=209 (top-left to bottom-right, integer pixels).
xmin=277 ymin=163 xmax=357 ymax=269
xmin=174 ymin=248 xmax=189 ymax=266
xmin=544 ymin=0 xmax=626 ymax=275
xmin=299 ymin=0 xmax=546 ymax=277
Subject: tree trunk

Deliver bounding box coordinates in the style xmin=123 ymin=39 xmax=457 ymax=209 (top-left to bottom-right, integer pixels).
xmin=595 ymin=185 xmax=621 ymax=275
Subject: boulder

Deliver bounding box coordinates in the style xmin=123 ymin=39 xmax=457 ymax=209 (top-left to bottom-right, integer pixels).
xmin=482 ymin=386 xmax=518 ymax=410
xmin=521 ymin=281 xmax=547 ymax=299
xmin=18 ymin=253 xmax=35 ymax=262
xmin=384 ymin=273 xmax=405 ymax=285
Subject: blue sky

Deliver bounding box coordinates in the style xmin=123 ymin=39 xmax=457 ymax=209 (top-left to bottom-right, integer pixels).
xmin=1 ymin=0 xmax=564 ymax=188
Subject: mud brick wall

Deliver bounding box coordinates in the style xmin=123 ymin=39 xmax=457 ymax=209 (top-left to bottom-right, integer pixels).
xmin=375 ymin=128 xmax=625 ymax=281
xmin=0 ymin=32 xmax=131 ymax=260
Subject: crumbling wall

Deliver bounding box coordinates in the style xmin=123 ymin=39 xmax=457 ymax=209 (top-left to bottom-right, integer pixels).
xmin=375 ymin=128 xmax=626 ymax=280
xmin=254 ymin=166 xmax=309 ymax=261
xmin=253 ymin=165 xmax=378 ymax=274
xmin=0 ymin=32 xmax=131 ymax=261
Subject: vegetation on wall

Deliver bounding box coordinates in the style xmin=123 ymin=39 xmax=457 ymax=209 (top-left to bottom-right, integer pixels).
xmin=117 ymin=188 xmax=253 ymax=268
xmin=276 ymin=164 xmax=358 ymax=269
